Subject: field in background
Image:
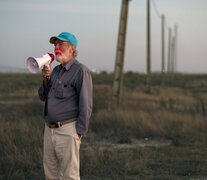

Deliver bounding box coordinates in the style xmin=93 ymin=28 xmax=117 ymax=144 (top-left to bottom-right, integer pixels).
xmin=0 ymin=73 xmax=207 ymax=179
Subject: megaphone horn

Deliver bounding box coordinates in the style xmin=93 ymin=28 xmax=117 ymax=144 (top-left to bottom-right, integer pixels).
xmin=26 ymin=53 xmax=55 ymax=73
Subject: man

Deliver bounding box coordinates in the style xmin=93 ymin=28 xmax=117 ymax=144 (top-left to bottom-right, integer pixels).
xmin=38 ymin=32 xmax=93 ymax=180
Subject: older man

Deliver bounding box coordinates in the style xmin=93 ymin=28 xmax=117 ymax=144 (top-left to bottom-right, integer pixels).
xmin=38 ymin=32 xmax=93 ymax=180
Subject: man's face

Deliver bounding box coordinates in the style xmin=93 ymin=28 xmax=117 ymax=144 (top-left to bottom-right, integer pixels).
xmin=54 ymin=39 xmax=75 ymax=66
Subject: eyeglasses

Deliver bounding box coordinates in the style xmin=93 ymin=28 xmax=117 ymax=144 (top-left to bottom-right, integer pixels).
xmin=54 ymin=41 xmax=74 ymax=49
xmin=54 ymin=41 xmax=69 ymax=47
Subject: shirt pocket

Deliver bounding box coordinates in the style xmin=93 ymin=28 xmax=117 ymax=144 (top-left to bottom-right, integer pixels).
xmin=54 ymin=81 xmax=74 ymax=99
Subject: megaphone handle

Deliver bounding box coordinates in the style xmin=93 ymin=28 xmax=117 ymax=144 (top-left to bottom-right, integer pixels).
xmin=43 ymin=64 xmax=51 ymax=88
xmin=44 ymin=76 xmax=49 ymax=116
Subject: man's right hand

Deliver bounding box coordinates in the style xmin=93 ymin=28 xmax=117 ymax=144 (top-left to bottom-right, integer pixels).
xmin=42 ymin=65 xmax=51 ymax=79
xmin=42 ymin=65 xmax=51 ymax=88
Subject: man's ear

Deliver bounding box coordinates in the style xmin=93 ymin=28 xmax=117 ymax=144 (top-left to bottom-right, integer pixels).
xmin=71 ymin=45 xmax=76 ymax=51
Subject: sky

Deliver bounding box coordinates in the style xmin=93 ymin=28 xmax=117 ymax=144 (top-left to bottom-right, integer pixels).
xmin=0 ymin=0 xmax=207 ymax=73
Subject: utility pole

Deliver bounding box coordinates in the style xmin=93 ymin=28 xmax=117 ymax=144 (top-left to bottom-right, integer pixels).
xmin=171 ymin=36 xmax=175 ymax=73
xmin=146 ymin=0 xmax=151 ymax=93
xmin=161 ymin=14 xmax=165 ymax=85
xmin=112 ymin=0 xmax=130 ymax=106
xmin=170 ymin=24 xmax=178 ymax=74
xmin=174 ymin=24 xmax=178 ymax=73
xmin=167 ymin=28 xmax=172 ymax=73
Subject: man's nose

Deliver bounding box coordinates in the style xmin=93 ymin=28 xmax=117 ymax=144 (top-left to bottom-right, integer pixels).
xmin=55 ymin=43 xmax=62 ymax=50
xmin=55 ymin=44 xmax=59 ymax=50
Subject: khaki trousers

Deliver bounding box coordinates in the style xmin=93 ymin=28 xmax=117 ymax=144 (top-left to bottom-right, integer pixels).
xmin=43 ymin=121 xmax=81 ymax=180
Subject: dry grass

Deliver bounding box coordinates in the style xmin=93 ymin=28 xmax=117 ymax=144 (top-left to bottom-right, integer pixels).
xmin=0 ymin=73 xmax=207 ymax=179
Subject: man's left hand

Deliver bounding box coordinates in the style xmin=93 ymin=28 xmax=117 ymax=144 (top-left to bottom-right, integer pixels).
xmin=77 ymin=133 xmax=82 ymax=139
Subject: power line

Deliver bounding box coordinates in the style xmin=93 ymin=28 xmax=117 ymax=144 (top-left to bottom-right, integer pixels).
xmin=151 ymin=0 xmax=170 ymax=29
xmin=151 ymin=0 xmax=161 ymax=19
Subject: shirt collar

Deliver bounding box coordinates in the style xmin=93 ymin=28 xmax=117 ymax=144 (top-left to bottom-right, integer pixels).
xmin=65 ymin=58 xmax=76 ymax=71
xmin=58 ymin=58 xmax=76 ymax=71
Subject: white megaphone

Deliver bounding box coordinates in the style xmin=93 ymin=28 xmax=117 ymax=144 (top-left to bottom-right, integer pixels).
xmin=26 ymin=53 xmax=55 ymax=73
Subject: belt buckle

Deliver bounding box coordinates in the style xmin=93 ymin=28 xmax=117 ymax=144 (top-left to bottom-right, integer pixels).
xmin=55 ymin=122 xmax=62 ymax=128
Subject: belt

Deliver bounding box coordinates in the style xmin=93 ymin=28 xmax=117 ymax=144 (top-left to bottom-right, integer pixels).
xmin=46 ymin=118 xmax=77 ymax=128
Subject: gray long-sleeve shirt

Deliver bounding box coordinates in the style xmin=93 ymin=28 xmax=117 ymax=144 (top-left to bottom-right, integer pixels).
xmin=38 ymin=58 xmax=93 ymax=136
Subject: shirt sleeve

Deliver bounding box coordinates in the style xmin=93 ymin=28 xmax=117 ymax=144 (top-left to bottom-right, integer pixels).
xmin=75 ymin=66 xmax=93 ymax=136
xmin=38 ymin=81 xmax=46 ymax=101
xmin=38 ymin=66 xmax=57 ymax=102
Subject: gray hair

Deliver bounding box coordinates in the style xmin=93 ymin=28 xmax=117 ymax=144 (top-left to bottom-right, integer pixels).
xmin=73 ymin=49 xmax=78 ymax=58
xmin=68 ymin=42 xmax=78 ymax=58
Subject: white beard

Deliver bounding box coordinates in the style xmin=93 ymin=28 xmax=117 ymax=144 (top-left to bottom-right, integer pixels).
xmin=56 ymin=54 xmax=67 ymax=64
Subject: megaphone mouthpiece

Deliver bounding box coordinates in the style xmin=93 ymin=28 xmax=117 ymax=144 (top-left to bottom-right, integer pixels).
xmin=48 ymin=53 xmax=55 ymax=62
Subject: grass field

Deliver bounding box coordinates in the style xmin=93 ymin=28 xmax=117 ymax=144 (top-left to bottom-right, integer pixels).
xmin=0 ymin=73 xmax=207 ymax=180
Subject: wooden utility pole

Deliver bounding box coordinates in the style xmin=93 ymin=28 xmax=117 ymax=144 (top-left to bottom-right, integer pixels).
xmin=167 ymin=28 xmax=172 ymax=73
xmin=161 ymin=14 xmax=165 ymax=85
xmin=112 ymin=0 xmax=130 ymax=105
xmin=146 ymin=0 xmax=151 ymax=93
xmin=174 ymin=24 xmax=178 ymax=72
xmin=171 ymin=36 xmax=175 ymax=73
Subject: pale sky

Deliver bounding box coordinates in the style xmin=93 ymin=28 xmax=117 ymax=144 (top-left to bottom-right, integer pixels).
xmin=0 ymin=0 xmax=207 ymax=73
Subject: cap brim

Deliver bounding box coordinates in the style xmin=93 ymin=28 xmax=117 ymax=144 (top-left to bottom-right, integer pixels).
xmin=49 ymin=36 xmax=58 ymax=44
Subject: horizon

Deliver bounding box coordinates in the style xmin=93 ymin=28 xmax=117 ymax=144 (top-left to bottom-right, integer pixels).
xmin=0 ymin=65 xmax=207 ymax=75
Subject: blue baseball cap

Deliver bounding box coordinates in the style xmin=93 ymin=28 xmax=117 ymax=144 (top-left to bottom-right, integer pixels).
xmin=49 ymin=32 xmax=78 ymax=48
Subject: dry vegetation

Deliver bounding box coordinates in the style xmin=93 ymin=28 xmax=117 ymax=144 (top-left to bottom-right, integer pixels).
xmin=0 ymin=73 xmax=207 ymax=180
